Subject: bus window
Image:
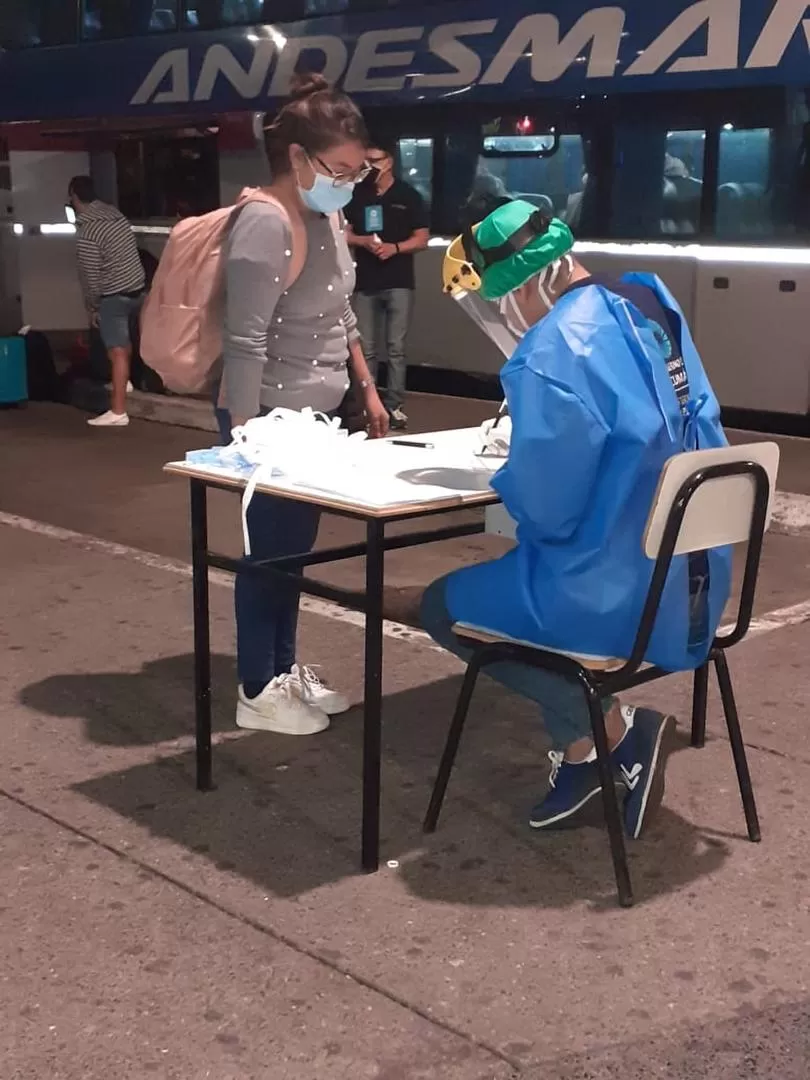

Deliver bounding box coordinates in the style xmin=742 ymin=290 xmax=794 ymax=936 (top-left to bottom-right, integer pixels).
xmin=180 ymin=0 xmax=388 ymax=22
xmin=469 ymin=133 xmax=586 ymax=231
xmin=117 ymin=135 xmax=219 ymax=219
xmin=716 ymin=127 xmax=773 ymax=238
xmin=2 ymin=0 xmax=77 ymax=46
xmin=183 ymin=0 xmax=268 ymax=28
xmin=661 ymin=130 xmax=705 ymax=236
xmin=308 ymin=0 xmax=429 ymax=11
xmin=83 ymin=1 xmax=178 ymax=37
xmin=148 ymin=0 xmax=179 ymax=31
xmin=304 ymin=0 xmax=347 ymax=11
xmin=611 ymin=125 xmax=705 ymax=239
xmin=0 ymin=2 xmax=33 ymax=47
xmin=397 ymin=138 xmax=433 ymax=207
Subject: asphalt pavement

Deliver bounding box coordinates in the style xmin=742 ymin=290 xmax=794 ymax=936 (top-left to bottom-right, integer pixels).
xmin=3 ymin=398 xmax=810 ymax=1079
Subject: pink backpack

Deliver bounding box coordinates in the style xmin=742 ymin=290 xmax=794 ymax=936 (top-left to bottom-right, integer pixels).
xmin=140 ymin=189 xmax=306 ymax=395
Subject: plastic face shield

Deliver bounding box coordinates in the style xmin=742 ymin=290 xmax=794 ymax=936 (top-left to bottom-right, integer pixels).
xmin=454 ymin=289 xmax=523 ymax=359
xmin=442 ymin=234 xmax=522 ymax=360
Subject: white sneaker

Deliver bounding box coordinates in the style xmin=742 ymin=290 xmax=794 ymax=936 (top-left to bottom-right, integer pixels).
xmin=87 ymin=410 xmax=129 ymax=427
xmin=105 ymin=380 xmax=134 ymax=393
xmin=290 ymin=664 xmax=350 ymax=716
xmin=236 ymin=676 xmax=330 ymax=735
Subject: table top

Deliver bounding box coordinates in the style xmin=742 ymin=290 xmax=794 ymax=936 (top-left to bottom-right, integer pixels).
xmin=164 ymin=427 xmax=503 ymax=520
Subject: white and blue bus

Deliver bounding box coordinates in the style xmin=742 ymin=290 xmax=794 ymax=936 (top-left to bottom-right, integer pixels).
xmin=3 ymin=0 xmax=810 ymax=430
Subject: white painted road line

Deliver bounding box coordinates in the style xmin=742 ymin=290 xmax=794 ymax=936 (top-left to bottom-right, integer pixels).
xmin=743 ymin=598 xmax=810 ymax=639
xmin=1 ymin=507 xmax=809 ymax=650
xmin=772 ymin=492 xmax=810 ymax=536
xmin=0 ymin=510 xmax=438 ymax=651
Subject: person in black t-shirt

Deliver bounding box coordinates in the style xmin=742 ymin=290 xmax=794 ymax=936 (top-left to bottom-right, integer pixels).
xmin=345 ymin=141 xmax=429 ymax=429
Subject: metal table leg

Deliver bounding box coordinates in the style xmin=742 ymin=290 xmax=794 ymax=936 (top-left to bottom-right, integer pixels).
xmin=362 ymin=519 xmax=385 ymax=872
xmin=190 ymin=480 xmax=213 ymax=792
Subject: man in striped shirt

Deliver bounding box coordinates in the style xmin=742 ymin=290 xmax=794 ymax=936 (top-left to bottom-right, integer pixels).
xmin=68 ymin=176 xmax=146 ymax=427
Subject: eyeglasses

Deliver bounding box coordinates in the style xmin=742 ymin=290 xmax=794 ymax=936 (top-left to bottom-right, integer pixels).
xmin=312 ymin=154 xmax=372 ymax=188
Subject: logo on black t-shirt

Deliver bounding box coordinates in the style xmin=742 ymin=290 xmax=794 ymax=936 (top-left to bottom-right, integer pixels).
xmin=650 ymin=318 xmax=690 ymax=416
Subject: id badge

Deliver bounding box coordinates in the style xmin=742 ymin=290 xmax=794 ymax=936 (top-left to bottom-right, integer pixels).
xmin=364 ymin=204 xmax=384 ymax=232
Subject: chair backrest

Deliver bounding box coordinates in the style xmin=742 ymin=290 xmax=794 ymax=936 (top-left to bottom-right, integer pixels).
xmin=643 ymin=442 xmax=780 ymax=559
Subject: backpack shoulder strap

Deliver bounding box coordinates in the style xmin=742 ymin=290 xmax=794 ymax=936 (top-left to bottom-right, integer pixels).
xmin=327 ymin=210 xmax=352 ymax=256
xmin=234 ymin=189 xmax=307 ymax=290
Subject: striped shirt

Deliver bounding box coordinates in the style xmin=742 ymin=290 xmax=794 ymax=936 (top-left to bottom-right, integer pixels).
xmin=76 ymin=201 xmax=145 ymax=314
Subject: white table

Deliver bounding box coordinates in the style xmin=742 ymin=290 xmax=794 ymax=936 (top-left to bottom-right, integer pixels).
xmin=165 ymin=428 xmax=502 ymax=873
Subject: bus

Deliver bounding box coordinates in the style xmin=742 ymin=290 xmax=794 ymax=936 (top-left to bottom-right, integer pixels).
xmin=2 ymin=0 xmax=810 ymax=429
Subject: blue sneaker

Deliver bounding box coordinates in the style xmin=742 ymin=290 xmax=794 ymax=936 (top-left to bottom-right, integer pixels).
xmin=529 ymin=751 xmax=616 ymax=829
xmin=613 ymin=708 xmax=676 ymax=839
xmin=533 ymin=708 xmax=648 ymax=833
xmin=528 ymin=708 xmax=635 ymax=831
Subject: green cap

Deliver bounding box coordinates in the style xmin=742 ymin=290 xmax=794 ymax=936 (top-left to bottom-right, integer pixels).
xmin=471 ymin=199 xmax=575 ymax=301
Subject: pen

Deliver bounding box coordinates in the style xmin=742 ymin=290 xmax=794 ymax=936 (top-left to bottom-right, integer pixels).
xmin=391 ymin=439 xmax=435 ymax=449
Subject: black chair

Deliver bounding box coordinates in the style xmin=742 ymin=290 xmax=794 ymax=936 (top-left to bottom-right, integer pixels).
xmin=423 ymin=443 xmax=781 ymax=907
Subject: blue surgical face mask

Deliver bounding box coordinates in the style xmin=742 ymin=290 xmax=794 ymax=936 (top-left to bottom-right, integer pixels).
xmin=297 ymin=167 xmax=355 ymax=214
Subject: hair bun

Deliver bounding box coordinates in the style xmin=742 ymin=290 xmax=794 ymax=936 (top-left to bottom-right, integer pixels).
xmin=288 ymin=71 xmax=331 ymax=101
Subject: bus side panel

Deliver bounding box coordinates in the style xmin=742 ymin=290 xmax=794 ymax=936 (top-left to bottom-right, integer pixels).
xmin=694 ymin=261 xmax=810 ymax=416
xmin=12 ymin=150 xmax=88 ymax=332
xmin=576 ymin=251 xmax=698 ymax=327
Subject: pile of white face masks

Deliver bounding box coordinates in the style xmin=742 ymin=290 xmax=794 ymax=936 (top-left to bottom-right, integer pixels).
xmin=231 ymin=408 xmax=367 ymax=555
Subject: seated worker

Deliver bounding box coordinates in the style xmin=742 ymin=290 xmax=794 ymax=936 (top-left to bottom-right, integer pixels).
xmin=421 ymin=199 xmax=731 ymax=838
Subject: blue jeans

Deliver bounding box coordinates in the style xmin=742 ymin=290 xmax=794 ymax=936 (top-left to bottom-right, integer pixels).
xmin=353 ymin=288 xmax=413 ymax=412
xmin=216 ymin=405 xmax=320 ymax=689
xmin=420 ymin=576 xmax=614 ymax=750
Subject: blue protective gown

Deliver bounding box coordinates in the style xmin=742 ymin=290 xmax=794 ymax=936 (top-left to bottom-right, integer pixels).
xmin=445 ymin=273 xmax=732 ymax=671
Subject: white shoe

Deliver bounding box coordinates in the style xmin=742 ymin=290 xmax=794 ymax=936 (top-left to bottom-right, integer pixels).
xmin=236 ymin=676 xmax=330 ymax=735
xmin=290 ymin=664 xmax=350 ymax=716
xmin=105 ymin=380 xmax=134 ymax=393
xmin=87 ymin=410 xmax=129 ymax=427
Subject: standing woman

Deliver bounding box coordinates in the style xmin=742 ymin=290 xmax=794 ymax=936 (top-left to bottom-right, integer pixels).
xmin=217 ymin=73 xmax=389 ymax=737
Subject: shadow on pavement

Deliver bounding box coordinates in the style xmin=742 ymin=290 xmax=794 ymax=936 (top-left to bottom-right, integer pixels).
xmin=40 ymin=655 xmax=734 ymax=906
xmin=19 ymin=653 xmax=238 ymax=746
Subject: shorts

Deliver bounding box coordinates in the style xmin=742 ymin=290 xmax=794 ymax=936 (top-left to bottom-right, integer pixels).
xmin=98 ymin=292 xmax=144 ymax=350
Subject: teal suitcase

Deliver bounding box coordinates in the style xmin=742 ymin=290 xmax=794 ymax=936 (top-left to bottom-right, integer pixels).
xmin=0 ymin=336 xmax=27 ymax=404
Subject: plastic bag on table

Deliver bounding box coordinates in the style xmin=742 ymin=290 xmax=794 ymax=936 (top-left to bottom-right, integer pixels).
xmin=233 ymin=407 xmax=368 ymax=555
xmin=477 ymin=407 xmax=512 ymax=458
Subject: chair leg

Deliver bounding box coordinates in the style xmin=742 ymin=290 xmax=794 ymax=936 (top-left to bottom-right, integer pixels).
xmin=691 ymin=663 xmax=709 ymax=748
xmin=588 ymin=689 xmax=634 ymax=908
xmin=713 ymin=651 xmax=761 ymax=843
xmin=423 ymin=656 xmax=483 ymax=834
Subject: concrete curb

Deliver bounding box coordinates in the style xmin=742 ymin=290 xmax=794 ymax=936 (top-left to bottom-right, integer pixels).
xmin=70 ymin=379 xmax=219 ymax=433
xmin=126 ymin=390 xmax=219 ymax=433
